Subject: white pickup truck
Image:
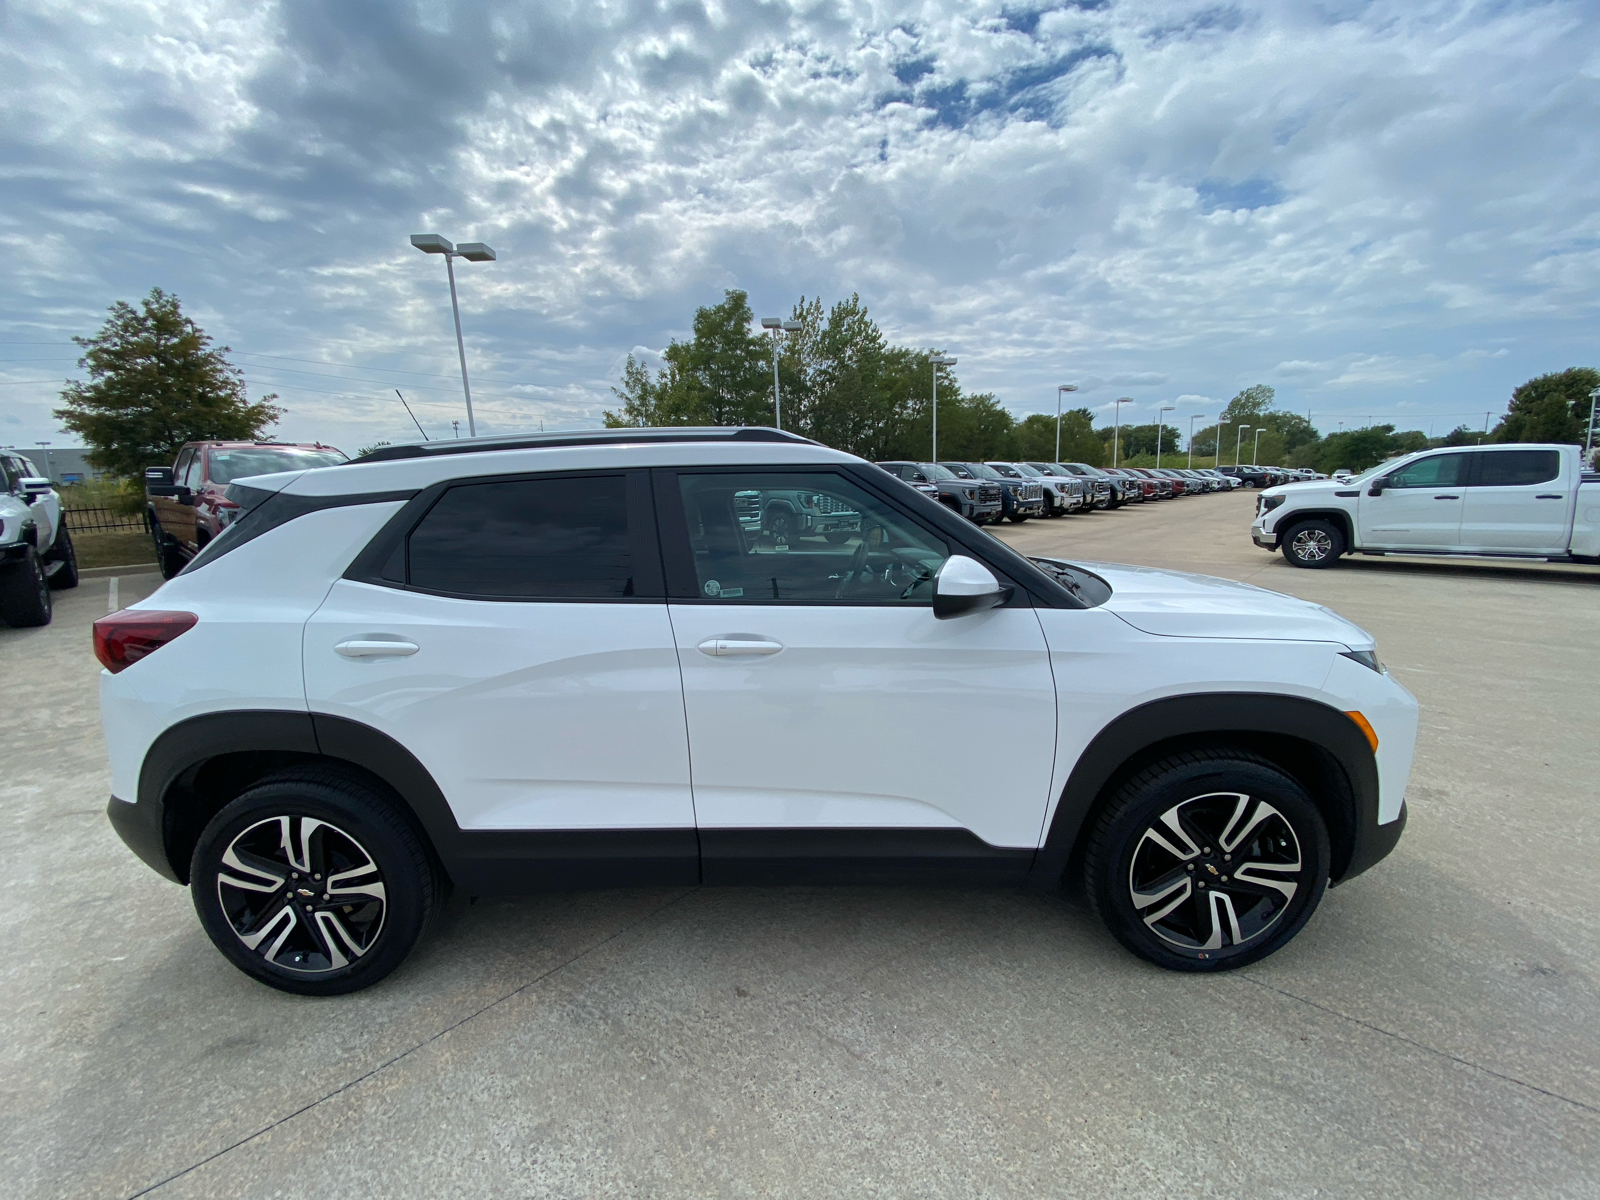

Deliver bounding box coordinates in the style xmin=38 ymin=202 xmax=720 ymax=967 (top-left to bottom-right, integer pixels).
xmin=1251 ymin=443 xmax=1600 ymax=569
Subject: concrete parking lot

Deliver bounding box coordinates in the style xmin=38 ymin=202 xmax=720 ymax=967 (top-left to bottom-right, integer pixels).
xmin=3 ymin=491 xmax=1596 ymax=1199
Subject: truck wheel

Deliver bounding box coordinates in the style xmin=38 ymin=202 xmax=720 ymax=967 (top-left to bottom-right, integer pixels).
xmin=1281 ymin=519 xmax=1345 ymax=569
xmin=149 ymin=514 xmax=185 ymax=579
xmin=1082 ymin=751 xmax=1330 ymax=972
xmin=1007 ymin=512 xmax=1029 ymax=523
xmin=45 ymin=524 xmax=79 ymax=590
xmin=0 ymin=548 xmax=53 ymax=627
xmin=190 ymin=768 xmax=446 ymax=995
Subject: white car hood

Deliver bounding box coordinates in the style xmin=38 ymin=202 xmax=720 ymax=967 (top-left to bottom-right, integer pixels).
xmin=1076 ymin=560 xmax=1372 ymax=647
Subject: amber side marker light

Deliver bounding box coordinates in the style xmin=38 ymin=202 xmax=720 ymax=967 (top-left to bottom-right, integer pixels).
xmin=1344 ymin=710 xmax=1380 ymax=754
xmin=94 ymin=610 xmax=198 ymax=674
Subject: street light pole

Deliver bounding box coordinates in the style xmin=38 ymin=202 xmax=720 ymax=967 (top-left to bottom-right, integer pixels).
xmin=1235 ymin=425 xmax=1251 ymax=468
xmin=1112 ymin=397 xmax=1131 ymax=466
xmin=761 ymin=317 xmax=805 ymax=430
xmin=1055 ymin=383 xmax=1079 ymax=462
xmin=1188 ymin=414 xmax=1206 ymax=469
xmin=1156 ymin=405 xmax=1175 ymax=468
xmin=930 ymin=355 xmax=957 ymax=462
xmin=411 ymin=233 xmax=496 ymax=437
xmin=1586 ymin=386 xmax=1598 ymax=461
xmin=1253 ymin=428 xmax=1265 ymax=466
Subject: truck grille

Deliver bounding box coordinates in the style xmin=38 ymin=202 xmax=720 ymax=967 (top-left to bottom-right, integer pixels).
xmin=812 ymin=494 xmax=852 ymax=515
xmin=977 ymin=486 xmax=1002 ymax=504
xmin=733 ymin=491 xmax=761 ymax=522
xmin=1020 ymin=484 xmax=1042 ymax=501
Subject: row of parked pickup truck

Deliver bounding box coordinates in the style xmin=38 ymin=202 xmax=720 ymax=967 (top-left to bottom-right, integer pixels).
xmin=875 ymin=460 xmax=1244 ymax=524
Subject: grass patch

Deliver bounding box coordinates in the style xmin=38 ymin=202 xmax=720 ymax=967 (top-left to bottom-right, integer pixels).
xmin=74 ymin=529 xmax=156 ymax=570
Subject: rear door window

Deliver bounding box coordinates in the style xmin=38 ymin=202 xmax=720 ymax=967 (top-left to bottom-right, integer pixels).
xmin=405 ymin=475 xmax=638 ymax=599
xmin=1471 ymin=450 xmax=1560 ymax=487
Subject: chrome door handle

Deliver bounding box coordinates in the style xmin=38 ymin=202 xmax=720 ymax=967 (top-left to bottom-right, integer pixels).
xmin=1433 ymin=494 xmax=1460 ymax=500
xmin=335 ymin=638 xmax=419 ymax=658
xmin=697 ymin=636 xmax=784 ymax=657
xmin=1536 ymin=494 xmax=1563 ymax=499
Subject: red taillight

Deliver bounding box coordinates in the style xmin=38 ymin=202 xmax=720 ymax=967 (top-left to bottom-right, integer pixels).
xmin=93 ymin=609 xmax=198 ymax=673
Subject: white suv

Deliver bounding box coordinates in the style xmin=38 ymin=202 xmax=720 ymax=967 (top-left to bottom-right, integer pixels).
xmin=96 ymin=429 xmax=1418 ymax=994
xmin=1 ymin=450 xmax=79 ymax=626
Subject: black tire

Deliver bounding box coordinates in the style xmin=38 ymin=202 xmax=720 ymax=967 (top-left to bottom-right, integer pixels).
xmin=149 ymin=513 xmax=185 ymax=579
xmin=1281 ymin=519 xmax=1345 ymax=569
xmin=1007 ymin=512 xmax=1029 ymax=524
xmin=45 ymin=523 xmax=78 ymax=590
xmin=190 ymin=769 xmax=446 ymax=995
xmin=0 ymin=548 xmax=52 ymax=627
xmin=766 ymin=507 xmax=797 ymax=544
xmin=1083 ymin=751 xmax=1330 ymax=972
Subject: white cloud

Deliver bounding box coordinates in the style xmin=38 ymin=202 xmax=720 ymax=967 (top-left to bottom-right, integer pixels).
xmin=1 ymin=0 xmax=1596 ymax=451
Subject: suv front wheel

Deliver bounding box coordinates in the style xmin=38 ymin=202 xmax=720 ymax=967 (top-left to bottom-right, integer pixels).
xmin=1083 ymin=752 xmax=1330 ymax=972
xmin=190 ymin=769 xmax=445 ymax=995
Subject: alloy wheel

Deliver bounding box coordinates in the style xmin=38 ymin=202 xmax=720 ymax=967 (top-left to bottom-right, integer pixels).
xmin=1128 ymin=791 xmax=1303 ymax=953
xmin=216 ymin=815 xmax=387 ymax=973
xmin=1290 ymin=527 xmax=1332 ymax=562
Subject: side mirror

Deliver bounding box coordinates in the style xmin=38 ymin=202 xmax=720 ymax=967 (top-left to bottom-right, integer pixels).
xmin=1367 ymin=477 xmax=1386 ymax=496
xmin=19 ymin=476 xmax=52 ymax=499
xmin=145 ymin=466 xmax=178 ymax=496
xmin=932 ymin=555 xmax=1009 ymax=620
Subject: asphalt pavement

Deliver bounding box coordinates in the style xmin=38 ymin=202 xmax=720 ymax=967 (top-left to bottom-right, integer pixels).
xmin=2 ymin=491 xmax=1595 ymax=1199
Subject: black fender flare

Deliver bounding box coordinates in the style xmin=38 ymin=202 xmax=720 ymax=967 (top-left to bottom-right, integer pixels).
xmin=1027 ymin=693 xmax=1380 ymax=887
xmin=131 ymin=710 xmax=464 ymax=884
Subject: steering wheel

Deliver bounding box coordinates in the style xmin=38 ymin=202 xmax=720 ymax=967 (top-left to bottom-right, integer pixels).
xmin=834 ymin=524 xmax=885 ymax=598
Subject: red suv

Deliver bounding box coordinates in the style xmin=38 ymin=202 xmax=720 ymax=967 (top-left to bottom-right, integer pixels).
xmin=145 ymin=441 xmax=347 ymax=577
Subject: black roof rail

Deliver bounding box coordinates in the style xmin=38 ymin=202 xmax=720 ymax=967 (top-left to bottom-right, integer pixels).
xmin=351 ymin=426 xmax=820 ymax=463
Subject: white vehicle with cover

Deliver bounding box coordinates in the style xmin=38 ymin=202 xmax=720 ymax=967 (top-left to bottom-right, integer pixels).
xmin=1253 ymin=443 xmax=1600 ymax=569
xmin=0 ymin=450 xmax=78 ymax=627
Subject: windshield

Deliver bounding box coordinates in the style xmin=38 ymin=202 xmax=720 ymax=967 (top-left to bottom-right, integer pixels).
xmin=940 ymin=463 xmax=977 ymax=479
xmin=209 ymin=446 xmax=347 ymax=484
xmin=919 ymin=463 xmax=958 ymax=481
xmin=1064 ymin=463 xmax=1100 ymax=477
xmin=987 ymin=463 xmax=1023 ymax=478
xmin=967 ymin=463 xmax=1004 ymax=480
xmin=1009 ymin=463 xmax=1044 ymax=477
xmin=1346 ymin=455 xmax=1417 ymax=485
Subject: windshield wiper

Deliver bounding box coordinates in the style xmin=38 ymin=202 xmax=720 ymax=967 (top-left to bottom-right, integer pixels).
xmin=1030 ymin=557 xmax=1083 ymax=597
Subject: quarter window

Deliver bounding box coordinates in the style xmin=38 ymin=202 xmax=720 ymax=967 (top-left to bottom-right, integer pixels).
xmin=677 ymin=472 xmax=949 ymax=604
xmin=1471 ymin=450 xmax=1560 ymax=487
xmin=406 ymin=475 xmax=635 ymax=599
xmin=1385 ymin=454 xmax=1469 ymax=489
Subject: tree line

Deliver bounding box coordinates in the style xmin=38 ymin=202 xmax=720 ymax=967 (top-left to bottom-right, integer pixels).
xmin=38 ymin=287 xmax=1600 ymax=480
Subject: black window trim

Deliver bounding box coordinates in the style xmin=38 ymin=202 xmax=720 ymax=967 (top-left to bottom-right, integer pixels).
xmin=653 ymin=463 xmax=1086 ymax=609
xmin=344 ymin=466 xmax=665 ymax=603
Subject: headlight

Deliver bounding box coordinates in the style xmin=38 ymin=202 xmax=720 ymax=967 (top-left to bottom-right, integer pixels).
xmin=1261 ymin=494 xmax=1286 ymax=512
xmin=1340 ymin=648 xmax=1383 ymax=673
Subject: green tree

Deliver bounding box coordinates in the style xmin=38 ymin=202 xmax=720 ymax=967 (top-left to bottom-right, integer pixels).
xmin=1491 ymin=368 xmax=1599 ymax=444
xmin=604 ymin=290 xmax=772 ymax=428
xmin=54 ymin=288 xmax=282 ymax=478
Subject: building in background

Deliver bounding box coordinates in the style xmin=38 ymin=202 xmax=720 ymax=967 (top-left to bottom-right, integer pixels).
xmin=0 ymin=446 xmax=102 ymax=485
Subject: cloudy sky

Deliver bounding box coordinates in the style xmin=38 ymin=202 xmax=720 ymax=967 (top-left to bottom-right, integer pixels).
xmin=2 ymin=0 xmax=1596 ymax=454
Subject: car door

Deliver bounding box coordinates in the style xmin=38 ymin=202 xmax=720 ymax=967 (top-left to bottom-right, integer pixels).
xmin=1356 ymin=451 xmax=1471 ymax=549
xmin=303 ymin=469 xmax=697 ymax=885
xmin=658 ymin=466 xmax=1058 ymax=883
xmin=1459 ymin=448 xmax=1569 ymax=553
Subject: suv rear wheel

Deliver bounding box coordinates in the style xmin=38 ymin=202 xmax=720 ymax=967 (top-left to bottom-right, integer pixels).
xmin=190 ymin=769 xmax=445 ymax=995
xmin=45 ymin=523 xmax=78 ymax=590
xmin=1083 ymin=752 xmax=1330 ymax=972
xmin=1281 ymin=519 xmax=1345 ymax=569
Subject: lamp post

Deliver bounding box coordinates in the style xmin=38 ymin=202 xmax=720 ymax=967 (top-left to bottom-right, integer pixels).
xmin=1188 ymin=414 xmax=1206 ymax=469
xmin=1156 ymin=405 xmax=1175 ymax=468
xmin=1055 ymin=384 xmax=1079 ymax=461
xmin=760 ymin=316 xmax=805 ymax=430
xmin=1112 ymin=397 xmax=1131 ymax=466
xmin=1235 ymin=424 xmax=1250 ymax=468
xmin=930 ymin=355 xmax=957 ymax=462
xmin=1586 ymin=387 xmax=1598 ymax=460
xmin=411 ymin=233 xmax=496 ymax=438
xmin=1253 ymin=428 xmax=1265 ymax=466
